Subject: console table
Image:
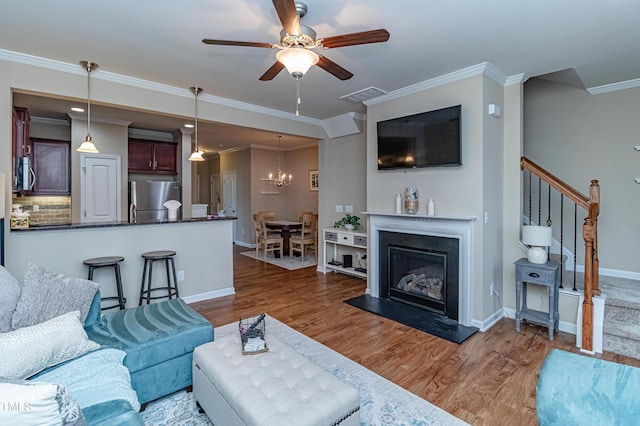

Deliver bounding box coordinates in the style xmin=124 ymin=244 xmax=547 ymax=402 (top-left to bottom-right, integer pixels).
xmin=322 ymin=228 xmax=367 ymax=279
xmin=515 ymin=258 xmax=561 ymax=341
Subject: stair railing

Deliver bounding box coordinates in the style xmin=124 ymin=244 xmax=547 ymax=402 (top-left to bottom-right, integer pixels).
xmin=520 ymin=157 xmax=600 ymax=351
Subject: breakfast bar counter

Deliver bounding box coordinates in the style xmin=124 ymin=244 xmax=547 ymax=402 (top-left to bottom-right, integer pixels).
xmin=5 ymin=217 xmax=237 ymax=308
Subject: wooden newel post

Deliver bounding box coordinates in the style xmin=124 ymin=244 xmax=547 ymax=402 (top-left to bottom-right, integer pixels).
xmin=582 ymin=217 xmax=595 ymax=352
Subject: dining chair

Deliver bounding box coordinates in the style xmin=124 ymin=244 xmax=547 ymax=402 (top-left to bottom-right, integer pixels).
xmin=289 ymin=213 xmax=318 ymax=261
xmin=258 ymin=211 xmax=277 ymax=222
xmin=253 ymin=216 xmax=283 ymax=259
xmin=296 ymin=210 xmax=313 ymax=222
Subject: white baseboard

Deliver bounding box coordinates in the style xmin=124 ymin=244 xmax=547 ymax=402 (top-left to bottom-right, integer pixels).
xmin=503 ymin=307 xmax=577 ymax=336
xmin=182 ymin=286 xmax=236 ymax=304
xmin=234 ymin=241 xmax=253 ymax=249
xmin=474 ymin=309 xmax=505 ymax=332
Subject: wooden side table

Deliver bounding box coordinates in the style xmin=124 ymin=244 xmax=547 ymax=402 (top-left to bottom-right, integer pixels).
xmin=514 ymin=258 xmax=561 ymax=341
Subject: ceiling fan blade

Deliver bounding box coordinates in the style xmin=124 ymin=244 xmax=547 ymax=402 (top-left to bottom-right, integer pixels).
xmin=272 ymin=0 xmax=301 ymax=36
xmin=321 ymin=29 xmax=390 ymax=49
xmin=259 ymin=61 xmax=285 ymax=81
xmin=316 ymin=55 xmax=353 ymax=81
xmin=202 ymin=39 xmax=274 ymax=49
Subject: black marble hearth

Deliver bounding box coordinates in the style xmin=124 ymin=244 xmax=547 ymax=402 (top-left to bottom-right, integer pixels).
xmin=344 ymin=294 xmax=478 ymax=344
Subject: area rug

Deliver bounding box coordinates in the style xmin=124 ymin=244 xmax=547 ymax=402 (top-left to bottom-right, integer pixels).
xmin=345 ymin=294 xmax=478 ymax=344
xmin=142 ymin=315 xmax=468 ymax=426
xmin=240 ymin=250 xmax=317 ymax=270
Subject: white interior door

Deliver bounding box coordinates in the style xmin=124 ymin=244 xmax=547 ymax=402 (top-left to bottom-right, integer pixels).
xmin=211 ymin=174 xmax=220 ymax=213
xmin=81 ymin=154 xmax=121 ymax=223
xmin=223 ymin=170 xmax=236 ymax=241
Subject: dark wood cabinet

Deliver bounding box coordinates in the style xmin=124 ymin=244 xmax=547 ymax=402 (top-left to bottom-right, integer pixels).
xmin=128 ymin=139 xmax=177 ymax=174
xmin=12 ymin=107 xmax=31 ymax=191
xmin=31 ymin=139 xmax=71 ymax=195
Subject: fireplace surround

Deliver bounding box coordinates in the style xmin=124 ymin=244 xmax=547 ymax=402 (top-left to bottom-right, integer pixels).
xmin=365 ymin=212 xmax=476 ymax=327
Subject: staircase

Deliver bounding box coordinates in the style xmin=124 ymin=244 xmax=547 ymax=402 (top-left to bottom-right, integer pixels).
xmin=601 ymin=276 xmax=640 ymax=359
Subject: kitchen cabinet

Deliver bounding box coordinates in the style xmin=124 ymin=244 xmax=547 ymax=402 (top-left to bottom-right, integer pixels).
xmin=12 ymin=107 xmax=31 ymax=191
xmin=128 ymin=139 xmax=177 ymax=174
xmin=31 ymin=139 xmax=71 ymax=195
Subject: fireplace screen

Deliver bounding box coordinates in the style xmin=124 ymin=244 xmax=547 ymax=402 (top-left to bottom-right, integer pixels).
xmin=389 ymin=247 xmax=446 ymax=314
xmin=379 ymin=230 xmax=459 ymax=320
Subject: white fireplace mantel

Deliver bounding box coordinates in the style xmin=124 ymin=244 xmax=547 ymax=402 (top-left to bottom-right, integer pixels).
xmin=363 ymin=211 xmax=477 ymax=327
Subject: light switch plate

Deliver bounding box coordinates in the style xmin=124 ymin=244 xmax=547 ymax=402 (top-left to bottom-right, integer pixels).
xmin=336 ymin=205 xmax=344 ymax=213
xmin=345 ymin=205 xmax=353 ymax=213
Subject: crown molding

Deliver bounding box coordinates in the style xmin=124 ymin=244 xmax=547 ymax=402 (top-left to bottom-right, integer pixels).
xmin=587 ymin=77 xmax=640 ymax=95
xmin=30 ymin=116 xmax=70 ymax=126
xmin=364 ymin=62 xmax=511 ymax=106
xmin=67 ymin=112 xmax=132 ymax=126
xmin=0 ymin=48 xmax=324 ymax=127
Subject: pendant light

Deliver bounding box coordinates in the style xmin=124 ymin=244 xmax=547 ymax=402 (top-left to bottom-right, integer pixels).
xmin=188 ymin=86 xmax=205 ymax=162
xmin=76 ymin=61 xmax=99 ymax=153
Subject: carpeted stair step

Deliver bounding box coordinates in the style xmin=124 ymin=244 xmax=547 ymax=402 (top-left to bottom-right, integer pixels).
xmin=603 ymin=297 xmax=640 ymax=359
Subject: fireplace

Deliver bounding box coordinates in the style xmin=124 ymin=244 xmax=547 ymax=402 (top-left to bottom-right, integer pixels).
xmin=366 ymin=212 xmax=475 ymax=327
xmin=380 ymin=231 xmax=459 ymax=320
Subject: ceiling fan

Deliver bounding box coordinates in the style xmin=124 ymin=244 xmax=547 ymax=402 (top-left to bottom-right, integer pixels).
xmin=202 ymin=0 xmax=390 ymax=82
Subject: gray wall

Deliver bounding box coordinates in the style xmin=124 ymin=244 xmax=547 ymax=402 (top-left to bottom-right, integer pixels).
xmin=524 ymin=79 xmax=640 ymax=274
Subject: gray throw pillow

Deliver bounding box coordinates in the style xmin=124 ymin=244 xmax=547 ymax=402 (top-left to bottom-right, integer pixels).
xmin=11 ymin=263 xmax=100 ymax=330
xmin=0 ymin=265 xmax=22 ymax=333
xmin=0 ymin=376 xmax=86 ymax=425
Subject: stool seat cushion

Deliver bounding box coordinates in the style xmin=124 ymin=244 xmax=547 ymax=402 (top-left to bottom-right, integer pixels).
xmin=86 ymin=299 xmax=213 ymax=374
xmin=141 ymin=250 xmax=176 ymax=259
xmin=83 ymin=256 xmax=125 ymax=267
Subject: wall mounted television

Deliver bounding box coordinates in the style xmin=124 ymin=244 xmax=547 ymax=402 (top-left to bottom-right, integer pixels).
xmin=376 ymin=104 xmax=461 ymax=170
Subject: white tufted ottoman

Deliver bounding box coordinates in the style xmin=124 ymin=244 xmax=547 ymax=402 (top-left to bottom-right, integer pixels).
xmin=192 ymin=333 xmax=360 ymax=426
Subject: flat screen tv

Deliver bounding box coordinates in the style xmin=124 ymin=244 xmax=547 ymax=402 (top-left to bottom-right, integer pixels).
xmin=376 ymin=105 xmax=461 ymax=170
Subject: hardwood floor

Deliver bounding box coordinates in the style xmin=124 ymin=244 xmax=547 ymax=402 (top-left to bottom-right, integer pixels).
xmin=191 ymin=245 xmax=640 ymax=425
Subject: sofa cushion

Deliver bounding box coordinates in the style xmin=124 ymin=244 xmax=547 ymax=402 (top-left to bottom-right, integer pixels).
xmin=0 ymin=310 xmax=100 ymax=379
xmin=33 ymin=348 xmax=141 ymax=414
xmin=0 ymin=377 xmax=86 ymax=426
xmin=12 ymin=263 xmax=100 ymax=329
xmin=85 ymin=298 xmax=213 ymax=373
xmin=0 ymin=265 xmax=21 ymax=333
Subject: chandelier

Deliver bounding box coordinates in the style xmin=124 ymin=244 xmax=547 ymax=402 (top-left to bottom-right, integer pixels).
xmin=266 ymin=135 xmax=292 ymax=187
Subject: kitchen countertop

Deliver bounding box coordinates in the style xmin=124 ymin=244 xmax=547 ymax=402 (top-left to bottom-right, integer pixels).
xmin=12 ymin=216 xmax=236 ymax=232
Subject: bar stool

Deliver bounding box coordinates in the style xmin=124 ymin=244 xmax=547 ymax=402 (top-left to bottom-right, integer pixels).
xmin=139 ymin=250 xmax=179 ymax=306
xmin=83 ymin=256 xmax=126 ymax=311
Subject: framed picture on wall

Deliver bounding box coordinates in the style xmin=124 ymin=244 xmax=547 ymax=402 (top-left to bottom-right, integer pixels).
xmin=309 ymin=170 xmax=319 ymax=191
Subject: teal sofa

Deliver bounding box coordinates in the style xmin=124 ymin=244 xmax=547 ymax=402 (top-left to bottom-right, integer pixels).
xmin=32 ymin=292 xmax=214 ymax=425
xmin=537 ymin=349 xmax=640 ymax=425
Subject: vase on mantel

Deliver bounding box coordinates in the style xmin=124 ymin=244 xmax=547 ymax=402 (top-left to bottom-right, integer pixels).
xmin=404 ymin=187 xmax=418 ymax=214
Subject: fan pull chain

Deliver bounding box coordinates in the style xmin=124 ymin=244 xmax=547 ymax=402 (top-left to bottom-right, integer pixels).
xmin=295 ymin=75 xmax=301 ymax=116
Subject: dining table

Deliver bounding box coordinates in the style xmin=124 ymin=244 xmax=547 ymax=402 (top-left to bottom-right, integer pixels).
xmin=265 ymin=220 xmax=302 ymax=256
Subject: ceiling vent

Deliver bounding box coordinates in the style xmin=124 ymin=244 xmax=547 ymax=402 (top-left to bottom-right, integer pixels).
xmin=340 ymin=86 xmax=388 ymax=103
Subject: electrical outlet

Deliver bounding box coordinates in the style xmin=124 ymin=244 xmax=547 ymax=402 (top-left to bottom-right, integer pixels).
xmin=336 ymin=205 xmax=344 ymax=213
xmin=345 ymin=205 xmax=353 ymax=213
xmin=177 ymin=271 xmax=185 ymax=281
xmin=490 ymin=282 xmax=495 ymax=296
xmin=33 ymin=205 xmax=40 ymax=213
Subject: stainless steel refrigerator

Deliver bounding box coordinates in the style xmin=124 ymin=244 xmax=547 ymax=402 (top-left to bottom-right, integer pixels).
xmin=129 ymin=180 xmax=181 ymax=222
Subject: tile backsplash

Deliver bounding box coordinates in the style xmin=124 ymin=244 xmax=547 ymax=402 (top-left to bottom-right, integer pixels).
xmin=11 ymin=196 xmax=71 ymax=225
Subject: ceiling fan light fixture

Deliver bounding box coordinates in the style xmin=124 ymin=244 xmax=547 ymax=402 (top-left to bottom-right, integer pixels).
xmin=276 ymin=47 xmax=319 ymax=77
